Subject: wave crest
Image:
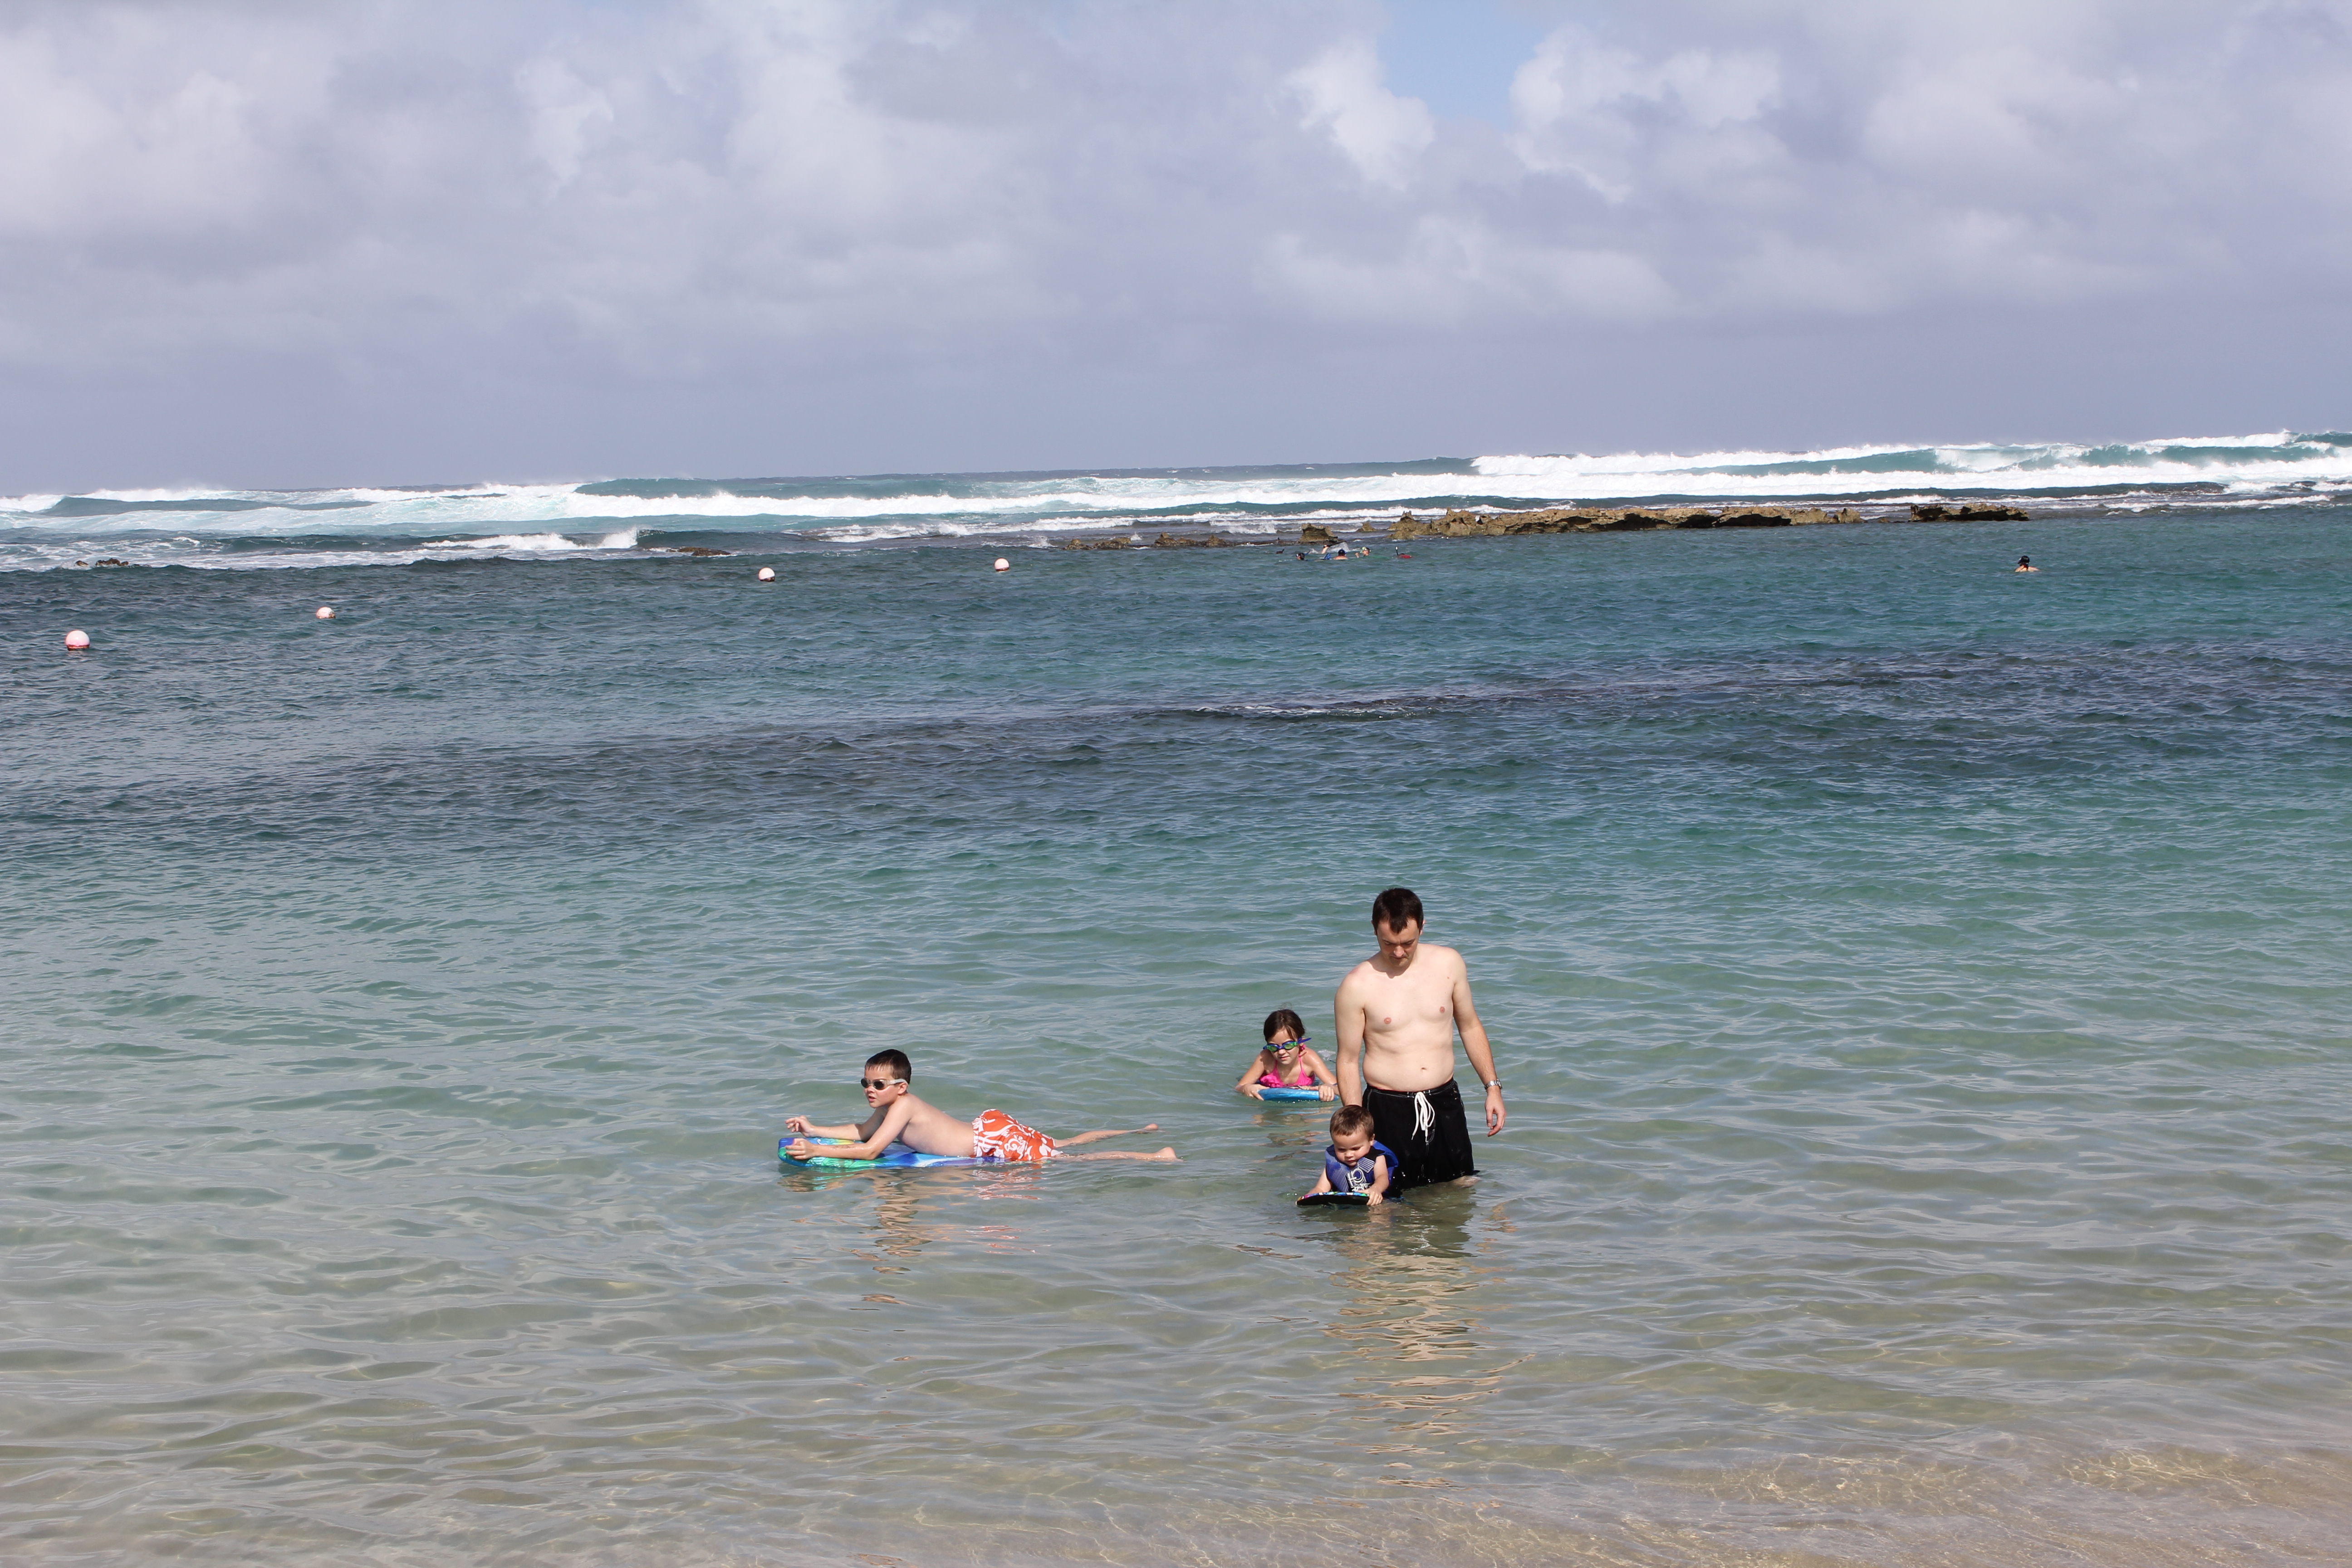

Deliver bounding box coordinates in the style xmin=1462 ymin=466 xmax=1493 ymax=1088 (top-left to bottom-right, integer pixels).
xmin=6 ymin=431 xmax=2347 ymax=572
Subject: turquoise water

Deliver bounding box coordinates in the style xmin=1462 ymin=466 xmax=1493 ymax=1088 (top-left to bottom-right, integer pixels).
xmin=5 ymin=510 xmax=2350 ymax=1565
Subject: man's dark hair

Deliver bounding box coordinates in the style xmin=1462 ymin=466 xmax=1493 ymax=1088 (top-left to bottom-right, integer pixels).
xmin=1330 ymin=1104 xmax=1374 ymax=1140
xmin=865 ymin=1049 xmax=912 ymax=1083
xmin=1372 ymin=887 xmax=1423 ymax=932
xmin=1261 ymin=1008 xmax=1307 ymax=1044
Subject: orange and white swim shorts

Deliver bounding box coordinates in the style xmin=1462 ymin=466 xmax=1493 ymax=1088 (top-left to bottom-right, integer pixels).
xmin=971 ymin=1109 xmax=1059 ymax=1162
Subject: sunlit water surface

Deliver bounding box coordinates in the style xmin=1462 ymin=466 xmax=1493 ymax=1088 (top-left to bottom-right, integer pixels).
xmin=4 ymin=512 xmax=2349 ymax=1566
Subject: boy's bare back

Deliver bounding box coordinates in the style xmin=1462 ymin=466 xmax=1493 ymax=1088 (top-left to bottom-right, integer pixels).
xmin=867 ymin=1091 xmax=978 ymax=1158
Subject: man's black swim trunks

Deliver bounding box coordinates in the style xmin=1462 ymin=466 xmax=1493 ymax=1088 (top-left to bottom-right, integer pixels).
xmin=1364 ymin=1079 xmax=1476 ymax=1192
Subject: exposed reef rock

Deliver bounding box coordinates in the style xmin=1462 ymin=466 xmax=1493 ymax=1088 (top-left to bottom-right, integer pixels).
xmin=1910 ymin=503 xmax=2030 ymax=521
xmin=1388 ymin=500 xmax=2036 ymax=539
xmin=1390 ymin=504 xmax=1861 ymax=540
xmin=1057 ymin=532 xmax=1245 ymax=549
xmin=1298 ymin=523 xmax=1337 ymax=544
xmin=652 ymin=545 xmax=732 ymax=556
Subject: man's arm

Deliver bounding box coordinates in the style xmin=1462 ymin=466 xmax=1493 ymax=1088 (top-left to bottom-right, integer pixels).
xmin=1453 ymin=962 xmax=1505 ymax=1136
xmin=784 ymin=1101 xmax=912 ymax=1161
xmin=1334 ymin=973 xmax=1367 ymax=1106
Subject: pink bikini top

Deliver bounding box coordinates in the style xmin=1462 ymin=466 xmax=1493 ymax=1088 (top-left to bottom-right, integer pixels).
xmin=1260 ymin=1068 xmax=1313 ymax=1088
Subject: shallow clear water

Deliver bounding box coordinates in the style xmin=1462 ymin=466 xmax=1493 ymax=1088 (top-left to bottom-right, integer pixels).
xmin=4 ymin=511 xmax=2349 ymax=1565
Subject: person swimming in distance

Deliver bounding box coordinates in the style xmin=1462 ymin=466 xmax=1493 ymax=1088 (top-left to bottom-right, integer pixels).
xmin=2016 ymin=555 xmax=2038 ymax=572
xmin=783 ymin=1050 xmax=1176 ymax=1163
xmin=1236 ymin=1008 xmax=1338 ymax=1100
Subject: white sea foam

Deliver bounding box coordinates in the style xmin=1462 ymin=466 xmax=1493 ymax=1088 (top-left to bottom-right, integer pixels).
xmin=416 ymin=529 xmax=641 ymax=551
xmin=6 ymin=431 xmax=2348 ymax=570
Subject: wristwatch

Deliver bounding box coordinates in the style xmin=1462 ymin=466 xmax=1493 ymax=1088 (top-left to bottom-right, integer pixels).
xmin=1484 ymin=1079 xmax=1502 ymax=1089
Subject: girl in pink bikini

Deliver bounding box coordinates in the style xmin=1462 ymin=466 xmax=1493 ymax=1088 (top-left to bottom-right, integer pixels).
xmin=1235 ymin=1008 xmax=1338 ymax=1101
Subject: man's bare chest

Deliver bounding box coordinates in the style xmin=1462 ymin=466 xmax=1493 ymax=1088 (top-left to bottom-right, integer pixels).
xmin=1363 ymin=974 xmax=1454 ymax=1036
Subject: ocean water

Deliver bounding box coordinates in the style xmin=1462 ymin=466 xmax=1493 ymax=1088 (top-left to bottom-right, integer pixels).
xmin=4 ymin=429 xmax=2351 ymax=569
xmin=3 ymin=466 xmax=2350 ymax=1566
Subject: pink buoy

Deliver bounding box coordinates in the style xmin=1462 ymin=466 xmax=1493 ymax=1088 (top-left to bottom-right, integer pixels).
xmin=64 ymin=629 xmax=91 ymax=651
xmin=316 ymin=606 xmax=335 ymax=620
xmin=992 ymin=557 xmax=1010 ymax=573
xmin=756 ymin=567 xmax=775 ymax=582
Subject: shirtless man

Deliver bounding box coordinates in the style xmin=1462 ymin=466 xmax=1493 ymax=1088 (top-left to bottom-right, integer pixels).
xmin=1334 ymin=887 xmax=1503 ymax=1192
xmin=783 ymin=1050 xmax=1175 ymax=1163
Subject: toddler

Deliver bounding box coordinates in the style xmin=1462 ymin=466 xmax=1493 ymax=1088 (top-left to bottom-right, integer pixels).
xmin=1305 ymin=1103 xmax=1394 ymax=1204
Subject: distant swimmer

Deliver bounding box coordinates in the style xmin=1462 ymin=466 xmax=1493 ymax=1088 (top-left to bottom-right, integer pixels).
xmin=1334 ymin=887 xmax=1503 ymax=1192
xmin=783 ymin=1049 xmax=1176 ymax=1163
xmin=2015 ymin=555 xmax=2038 ymax=572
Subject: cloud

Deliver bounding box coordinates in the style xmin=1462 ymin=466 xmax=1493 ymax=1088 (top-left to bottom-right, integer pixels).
xmin=517 ymin=57 xmax=615 ymax=189
xmin=0 ymin=0 xmax=2346 ymax=486
xmin=1510 ymin=27 xmax=1781 ymax=199
xmin=1288 ymin=38 xmax=1436 ymax=187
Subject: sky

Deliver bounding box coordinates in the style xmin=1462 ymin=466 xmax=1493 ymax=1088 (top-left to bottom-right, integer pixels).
xmin=1 ymin=0 xmax=2348 ymax=490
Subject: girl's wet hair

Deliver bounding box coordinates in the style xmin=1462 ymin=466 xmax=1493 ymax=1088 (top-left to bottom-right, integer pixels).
xmin=1261 ymin=1008 xmax=1307 ymax=1044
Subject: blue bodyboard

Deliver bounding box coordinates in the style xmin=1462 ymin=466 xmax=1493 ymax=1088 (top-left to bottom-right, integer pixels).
xmin=1254 ymin=1086 xmax=1329 ymax=1102
xmin=780 ymin=1136 xmax=985 ymax=1170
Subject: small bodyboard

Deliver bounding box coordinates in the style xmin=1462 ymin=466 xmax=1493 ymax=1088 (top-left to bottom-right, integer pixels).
xmin=1297 ymin=1191 xmax=1372 ymax=1207
xmin=1254 ymin=1086 xmax=1329 ymax=1102
xmin=780 ymin=1136 xmax=985 ymax=1170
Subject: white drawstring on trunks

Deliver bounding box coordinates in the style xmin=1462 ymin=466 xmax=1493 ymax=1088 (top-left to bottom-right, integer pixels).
xmin=1412 ymin=1090 xmax=1434 ymax=1142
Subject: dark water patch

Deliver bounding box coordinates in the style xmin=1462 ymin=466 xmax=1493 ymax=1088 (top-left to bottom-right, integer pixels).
xmin=40 ymin=496 xmax=372 ymax=518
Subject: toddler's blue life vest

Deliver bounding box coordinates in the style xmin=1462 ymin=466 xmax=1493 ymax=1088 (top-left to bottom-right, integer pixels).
xmin=1323 ymin=1141 xmax=1398 ymax=1195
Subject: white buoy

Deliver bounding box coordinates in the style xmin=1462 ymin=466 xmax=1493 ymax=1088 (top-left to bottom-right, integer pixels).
xmin=64 ymin=629 xmax=91 ymax=651
xmin=316 ymin=606 xmax=335 ymax=620
xmin=993 ymin=557 xmax=1010 ymax=573
xmin=756 ymin=566 xmax=775 ymax=582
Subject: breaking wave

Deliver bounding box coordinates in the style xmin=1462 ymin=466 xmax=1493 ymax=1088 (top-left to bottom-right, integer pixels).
xmin=6 ymin=431 xmax=2348 ymax=571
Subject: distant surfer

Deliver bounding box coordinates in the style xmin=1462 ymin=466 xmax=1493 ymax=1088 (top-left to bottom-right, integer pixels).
xmin=784 ymin=1050 xmax=1176 ymax=1163
xmin=1333 ymin=888 xmax=1503 ymax=1192
xmin=2015 ymin=555 xmax=2038 ymax=572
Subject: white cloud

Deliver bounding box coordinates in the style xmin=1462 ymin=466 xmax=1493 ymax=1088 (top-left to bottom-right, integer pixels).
xmin=1510 ymin=27 xmax=1781 ymax=198
xmin=0 ymin=0 xmax=2347 ymax=484
xmin=517 ymin=58 xmax=614 ymax=189
xmin=1288 ymin=38 xmax=1436 ymax=187
xmin=1260 ymin=220 xmax=1674 ymax=324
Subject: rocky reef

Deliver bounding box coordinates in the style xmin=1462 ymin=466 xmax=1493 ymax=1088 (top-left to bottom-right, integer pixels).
xmin=1038 ymin=500 xmax=2034 ymax=552
xmin=1907 ymin=503 xmax=2032 ymax=521
xmin=1058 ymin=532 xmax=1244 ymax=549
xmin=1387 ymin=500 xmax=2026 ymax=539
